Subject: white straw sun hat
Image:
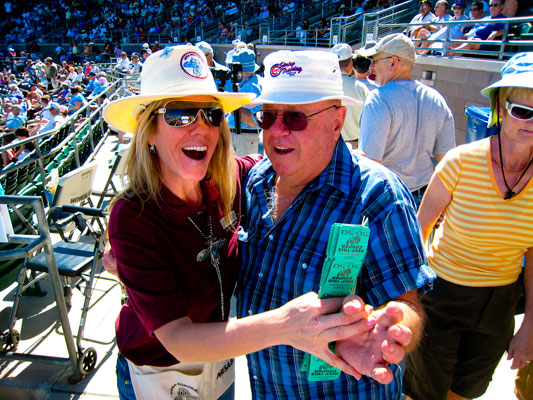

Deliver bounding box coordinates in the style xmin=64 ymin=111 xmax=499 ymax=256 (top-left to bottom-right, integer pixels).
xmin=103 ymin=45 xmax=255 ymax=133
xmin=251 ymin=50 xmax=360 ymax=106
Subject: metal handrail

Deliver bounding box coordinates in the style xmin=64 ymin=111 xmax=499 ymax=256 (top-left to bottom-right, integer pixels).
xmin=370 ymin=16 xmax=533 ymax=60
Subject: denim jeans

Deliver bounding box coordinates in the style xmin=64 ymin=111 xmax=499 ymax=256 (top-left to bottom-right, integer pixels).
xmin=116 ymin=353 xmax=235 ymax=400
xmin=116 ymin=353 xmax=136 ymax=400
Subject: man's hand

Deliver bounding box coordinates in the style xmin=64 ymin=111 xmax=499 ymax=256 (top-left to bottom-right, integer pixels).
xmin=335 ymin=301 xmax=414 ymax=384
xmin=278 ymin=293 xmax=376 ymax=379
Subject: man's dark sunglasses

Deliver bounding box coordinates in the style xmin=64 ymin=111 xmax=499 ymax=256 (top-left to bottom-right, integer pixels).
xmin=155 ymin=102 xmax=225 ymax=128
xmin=254 ymin=105 xmax=339 ymax=131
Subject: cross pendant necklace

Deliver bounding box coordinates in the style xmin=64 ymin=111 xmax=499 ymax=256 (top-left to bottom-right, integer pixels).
xmin=188 ymin=215 xmax=227 ymax=320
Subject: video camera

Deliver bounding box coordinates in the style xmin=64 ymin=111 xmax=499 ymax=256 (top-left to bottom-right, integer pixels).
xmin=210 ymin=63 xmax=243 ymax=92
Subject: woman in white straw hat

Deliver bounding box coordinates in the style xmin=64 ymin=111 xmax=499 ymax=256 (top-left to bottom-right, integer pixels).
xmin=404 ymin=52 xmax=533 ymax=400
xmin=104 ymin=45 xmax=371 ymax=400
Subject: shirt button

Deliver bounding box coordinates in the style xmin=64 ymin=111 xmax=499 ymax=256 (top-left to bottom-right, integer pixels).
xmin=248 ymin=309 xmax=253 ymax=315
xmin=258 ymin=272 xmax=263 ymax=278
xmin=302 ymin=263 xmax=308 ymax=269
xmin=253 ymin=375 xmax=258 ymax=380
xmin=268 ymin=234 xmax=274 ymax=240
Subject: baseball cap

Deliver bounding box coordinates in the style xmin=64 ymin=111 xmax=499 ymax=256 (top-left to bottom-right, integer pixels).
xmin=330 ymin=43 xmax=354 ymax=61
xmin=451 ymin=0 xmax=465 ymax=7
xmin=196 ymin=41 xmax=213 ymax=55
xmin=49 ymin=102 xmax=61 ymax=111
xmin=359 ymin=33 xmax=416 ymax=64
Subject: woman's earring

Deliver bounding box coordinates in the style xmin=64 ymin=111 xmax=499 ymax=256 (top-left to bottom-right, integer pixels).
xmin=149 ymin=144 xmax=157 ymax=154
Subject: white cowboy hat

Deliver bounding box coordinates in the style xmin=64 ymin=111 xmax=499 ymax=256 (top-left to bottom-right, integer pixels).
xmin=103 ymin=45 xmax=255 ymax=133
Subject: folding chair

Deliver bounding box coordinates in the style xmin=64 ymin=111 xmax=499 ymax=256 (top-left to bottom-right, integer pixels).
xmin=0 ymin=162 xmax=115 ymax=381
xmin=0 ymin=195 xmax=103 ymax=381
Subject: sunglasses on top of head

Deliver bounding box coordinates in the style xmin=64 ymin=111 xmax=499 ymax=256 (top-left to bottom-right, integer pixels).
xmin=154 ymin=101 xmax=225 ymax=128
xmin=506 ymin=101 xmax=533 ymax=121
xmin=254 ymin=105 xmax=339 ymax=131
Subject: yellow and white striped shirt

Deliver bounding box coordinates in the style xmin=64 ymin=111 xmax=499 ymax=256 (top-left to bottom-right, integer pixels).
xmin=430 ymin=138 xmax=533 ymax=287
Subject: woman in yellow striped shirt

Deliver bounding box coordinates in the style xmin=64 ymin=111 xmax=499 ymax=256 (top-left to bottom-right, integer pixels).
xmin=404 ymin=52 xmax=533 ymax=400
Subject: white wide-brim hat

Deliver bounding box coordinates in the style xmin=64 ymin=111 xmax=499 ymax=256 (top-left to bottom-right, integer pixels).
xmin=103 ymin=45 xmax=255 ymax=133
xmin=250 ymin=50 xmax=360 ymax=106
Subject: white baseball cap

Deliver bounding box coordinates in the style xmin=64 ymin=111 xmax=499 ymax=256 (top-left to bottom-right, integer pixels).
xmin=330 ymin=43 xmax=354 ymax=61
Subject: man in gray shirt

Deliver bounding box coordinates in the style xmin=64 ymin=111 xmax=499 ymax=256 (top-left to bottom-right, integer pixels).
xmin=359 ymin=33 xmax=456 ymax=206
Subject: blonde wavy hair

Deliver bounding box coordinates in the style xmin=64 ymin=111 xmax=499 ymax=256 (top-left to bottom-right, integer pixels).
xmin=112 ymin=99 xmax=237 ymax=226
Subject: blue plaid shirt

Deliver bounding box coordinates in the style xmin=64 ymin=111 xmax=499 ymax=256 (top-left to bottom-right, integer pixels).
xmin=236 ymin=140 xmax=436 ymax=399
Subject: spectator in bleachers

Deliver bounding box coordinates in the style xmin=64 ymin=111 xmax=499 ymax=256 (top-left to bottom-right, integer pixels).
xmin=448 ymin=0 xmax=506 ymax=55
xmin=1 ymin=132 xmax=17 ymax=166
xmin=418 ymin=0 xmax=469 ymax=55
xmin=140 ymin=48 xmax=151 ymax=63
xmin=38 ymin=95 xmax=52 ymax=121
xmin=66 ymin=66 xmax=77 ymax=82
xmin=55 ymin=81 xmax=71 ymax=105
xmin=408 ymin=0 xmax=438 ymax=38
xmin=129 ymin=53 xmax=142 ymax=74
xmin=4 ymin=104 xmax=27 ymax=131
xmin=67 ymin=85 xmax=86 ymax=115
xmin=14 ymin=126 xmax=34 ymax=161
xmin=44 ymin=57 xmax=58 ymax=91
xmin=465 ymin=0 xmax=489 ymax=18
xmin=414 ymin=0 xmax=453 ymax=49
xmin=38 ymin=101 xmax=64 ymax=134
xmin=83 ymin=71 xmax=98 ymax=96
xmin=115 ymin=51 xmax=131 ymax=72
xmin=152 ymin=41 xmax=162 ymax=53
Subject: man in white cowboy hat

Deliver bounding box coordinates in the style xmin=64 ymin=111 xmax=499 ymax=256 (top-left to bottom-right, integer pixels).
xmin=227 ymin=47 xmax=263 ymax=156
xmin=236 ymin=49 xmax=436 ymax=399
xmin=330 ymin=42 xmax=369 ymax=148
xmin=358 ymin=33 xmax=455 ymax=207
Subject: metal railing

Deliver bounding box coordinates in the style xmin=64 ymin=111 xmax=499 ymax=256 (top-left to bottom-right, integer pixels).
xmin=362 ymin=0 xmax=420 ymax=44
xmin=368 ymin=16 xmax=533 ymax=60
xmin=0 ymin=78 xmax=124 ymax=194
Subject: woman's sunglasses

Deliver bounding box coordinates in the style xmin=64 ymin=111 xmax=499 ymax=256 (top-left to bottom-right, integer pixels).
xmin=506 ymin=101 xmax=533 ymax=121
xmin=254 ymin=105 xmax=338 ymax=131
xmin=155 ymin=102 xmax=225 ymax=128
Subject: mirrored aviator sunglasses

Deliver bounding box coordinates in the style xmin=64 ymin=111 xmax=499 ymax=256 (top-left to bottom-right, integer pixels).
xmin=506 ymin=101 xmax=533 ymax=121
xmin=155 ymin=102 xmax=225 ymax=128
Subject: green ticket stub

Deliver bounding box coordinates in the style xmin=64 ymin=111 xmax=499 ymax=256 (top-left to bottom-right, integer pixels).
xmin=319 ymin=260 xmax=363 ymax=299
xmin=307 ymin=355 xmax=341 ymax=381
xmin=302 ymin=220 xmax=370 ymax=382
xmin=331 ymin=224 xmax=370 ymax=264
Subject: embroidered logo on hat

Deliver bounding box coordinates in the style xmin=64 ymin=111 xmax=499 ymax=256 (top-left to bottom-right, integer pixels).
xmin=181 ymin=51 xmax=208 ymax=79
xmin=270 ymin=62 xmax=302 ymax=78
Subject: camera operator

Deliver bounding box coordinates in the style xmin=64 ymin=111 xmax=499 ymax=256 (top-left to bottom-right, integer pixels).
xmin=226 ymin=48 xmax=263 ymax=156
xmin=196 ymin=41 xmax=231 ymax=92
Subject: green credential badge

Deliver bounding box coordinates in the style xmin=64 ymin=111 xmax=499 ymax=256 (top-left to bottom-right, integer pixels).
xmin=300 ymin=218 xmax=370 ymax=381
